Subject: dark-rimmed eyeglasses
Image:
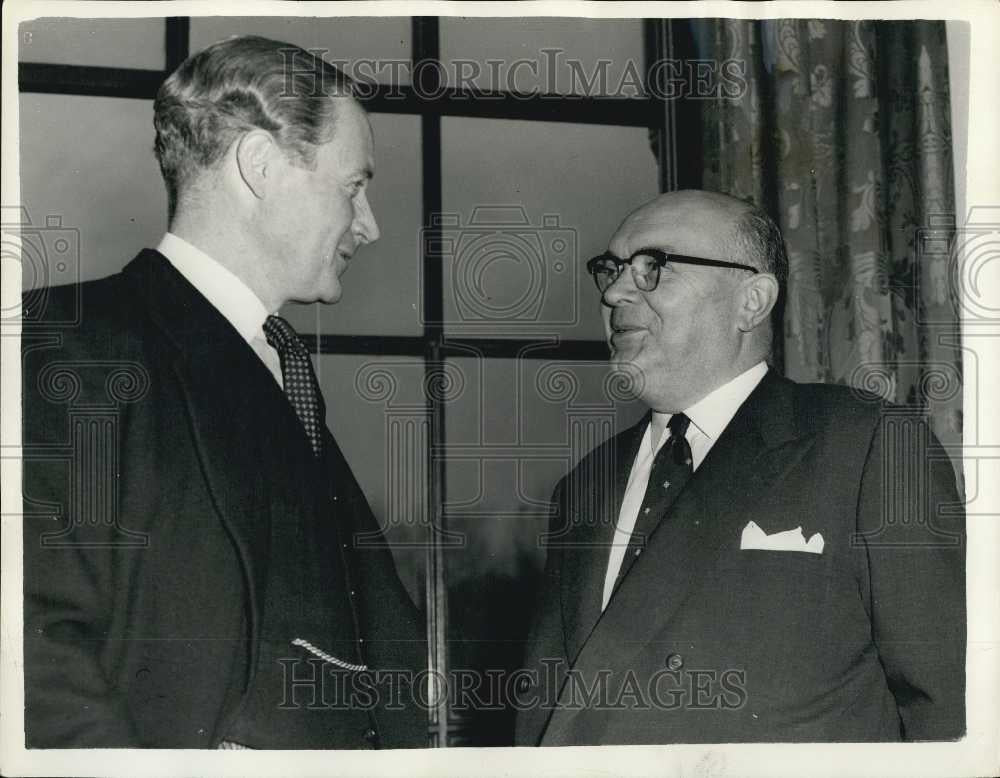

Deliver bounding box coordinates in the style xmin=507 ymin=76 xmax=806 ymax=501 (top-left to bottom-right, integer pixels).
xmin=586 ymin=248 xmax=759 ymax=294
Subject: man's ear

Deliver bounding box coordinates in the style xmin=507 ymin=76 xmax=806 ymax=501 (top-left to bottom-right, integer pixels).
xmin=736 ymin=273 xmax=779 ymax=332
xmin=235 ymin=130 xmax=277 ymax=200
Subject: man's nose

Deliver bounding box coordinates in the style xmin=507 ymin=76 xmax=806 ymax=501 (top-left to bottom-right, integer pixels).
xmin=602 ymin=263 xmax=639 ymax=306
xmin=353 ymin=191 xmax=380 ymax=245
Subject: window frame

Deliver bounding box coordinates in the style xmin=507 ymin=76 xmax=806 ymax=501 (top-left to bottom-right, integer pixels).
xmin=18 ymin=14 xmax=691 ymax=746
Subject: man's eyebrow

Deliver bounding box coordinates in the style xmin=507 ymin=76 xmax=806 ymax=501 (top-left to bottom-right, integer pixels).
xmin=628 ymin=246 xmax=669 ymax=258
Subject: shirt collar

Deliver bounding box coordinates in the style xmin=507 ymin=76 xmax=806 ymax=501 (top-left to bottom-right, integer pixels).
xmin=156 ymin=232 xmax=271 ymax=346
xmin=651 ymin=361 xmax=768 ymax=448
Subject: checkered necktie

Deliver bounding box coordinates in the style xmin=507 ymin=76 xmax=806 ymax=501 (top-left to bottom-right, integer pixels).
xmin=263 ymin=315 xmax=325 ymax=457
xmin=614 ymin=413 xmax=694 ymax=589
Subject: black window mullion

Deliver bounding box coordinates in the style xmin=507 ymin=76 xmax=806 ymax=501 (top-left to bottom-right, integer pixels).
xmin=412 ymin=15 xmax=451 ymax=749
xmin=646 ymin=18 xmax=701 ymax=192
xmin=19 ymin=61 xmax=663 ymax=128
xmin=165 ymin=17 xmax=190 ymax=73
xmin=19 ymin=62 xmax=165 ymax=99
xmin=362 ymin=86 xmax=661 ymax=126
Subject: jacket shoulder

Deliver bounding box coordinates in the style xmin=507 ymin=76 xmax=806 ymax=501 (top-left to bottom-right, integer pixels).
xmin=785 ymin=378 xmax=886 ymax=432
xmin=23 ymin=272 xmax=134 ymax=335
xmin=21 ymin=273 xmax=156 ymax=415
xmin=780 ymin=378 xmax=950 ymax=467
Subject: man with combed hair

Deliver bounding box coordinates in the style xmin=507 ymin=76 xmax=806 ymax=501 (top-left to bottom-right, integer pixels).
xmin=515 ymin=189 xmax=965 ymax=745
xmin=23 ymin=36 xmax=425 ymax=749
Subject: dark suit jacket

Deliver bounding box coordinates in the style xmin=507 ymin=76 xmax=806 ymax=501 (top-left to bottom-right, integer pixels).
xmin=515 ymin=370 xmax=965 ymax=745
xmin=22 ymin=251 xmax=426 ymax=748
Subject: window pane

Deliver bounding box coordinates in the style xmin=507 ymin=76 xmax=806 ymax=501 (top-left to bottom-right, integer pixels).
xmin=440 ymin=17 xmax=644 ymax=96
xmin=189 ymin=16 xmax=412 ymax=86
xmin=18 ymin=94 xmax=167 ymax=289
xmin=19 ymin=17 xmax=166 ymax=69
xmin=440 ymin=117 xmax=659 ymax=340
xmin=442 ymin=355 xmax=645 ymax=745
xmin=281 ymin=112 xmax=422 ymax=336
xmin=315 ymin=353 xmax=428 ymax=607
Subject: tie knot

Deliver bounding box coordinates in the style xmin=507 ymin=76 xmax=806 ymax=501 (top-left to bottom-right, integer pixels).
xmin=667 ymin=412 xmax=690 ymax=440
xmin=263 ymin=315 xmax=307 ymax=356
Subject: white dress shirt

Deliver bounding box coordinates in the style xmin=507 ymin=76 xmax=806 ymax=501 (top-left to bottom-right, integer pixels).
xmin=156 ymin=233 xmax=283 ymax=388
xmin=601 ymin=361 xmax=768 ymax=610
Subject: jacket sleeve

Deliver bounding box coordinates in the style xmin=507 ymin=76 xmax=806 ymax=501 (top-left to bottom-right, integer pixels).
xmin=22 ymin=349 xmax=139 ymax=747
xmin=514 ymin=479 xmax=568 ymax=747
xmin=856 ymin=411 xmax=966 ymax=740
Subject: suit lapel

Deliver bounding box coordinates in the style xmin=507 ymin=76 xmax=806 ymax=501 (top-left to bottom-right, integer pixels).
xmin=560 ymin=414 xmax=647 ymax=665
xmin=553 ymin=371 xmax=816 ymax=710
xmin=602 ymin=371 xmax=810 ymax=619
xmin=123 ymin=251 xmax=314 ymax=671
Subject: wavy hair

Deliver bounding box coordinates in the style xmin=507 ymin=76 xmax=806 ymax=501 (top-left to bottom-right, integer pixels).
xmin=153 ymin=35 xmax=355 ymax=217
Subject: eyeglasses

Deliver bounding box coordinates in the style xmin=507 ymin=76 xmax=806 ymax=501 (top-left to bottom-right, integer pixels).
xmin=586 ymin=248 xmax=759 ymax=294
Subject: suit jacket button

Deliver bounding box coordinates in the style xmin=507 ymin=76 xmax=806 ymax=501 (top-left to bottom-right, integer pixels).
xmin=515 ymin=675 xmax=531 ymax=694
xmin=665 ymin=653 xmax=683 ymax=670
xmin=363 ymin=727 xmax=378 ymax=744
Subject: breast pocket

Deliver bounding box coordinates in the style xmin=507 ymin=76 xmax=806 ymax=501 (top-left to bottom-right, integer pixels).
xmin=731 ymin=548 xmax=833 ymax=577
xmin=705 ymin=549 xmax=833 ymax=650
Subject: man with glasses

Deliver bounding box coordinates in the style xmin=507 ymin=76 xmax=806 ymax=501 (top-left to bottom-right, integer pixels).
xmin=515 ymin=189 xmax=965 ymax=745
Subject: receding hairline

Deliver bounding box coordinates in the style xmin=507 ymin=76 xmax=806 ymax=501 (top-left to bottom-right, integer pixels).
xmin=611 ymin=190 xmax=753 ymax=256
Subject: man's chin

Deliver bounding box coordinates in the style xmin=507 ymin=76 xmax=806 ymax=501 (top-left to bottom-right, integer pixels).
xmin=316 ymin=281 xmax=344 ymax=305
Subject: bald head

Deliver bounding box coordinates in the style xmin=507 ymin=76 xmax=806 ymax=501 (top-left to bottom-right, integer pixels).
xmin=610 ymin=190 xmax=748 ymax=260
xmin=599 ymin=190 xmax=785 ymax=411
xmin=610 ymin=191 xmax=785 ymax=280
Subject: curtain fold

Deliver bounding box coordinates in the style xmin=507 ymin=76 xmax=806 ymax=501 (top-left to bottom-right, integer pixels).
xmin=699 ymin=19 xmax=962 ymax=461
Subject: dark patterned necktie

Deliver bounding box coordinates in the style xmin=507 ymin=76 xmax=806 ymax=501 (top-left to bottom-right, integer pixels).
xmin=263 ymin=315 xmax=325 ymax=457
xmin=614 ymin=412 xmax=694 ymax=589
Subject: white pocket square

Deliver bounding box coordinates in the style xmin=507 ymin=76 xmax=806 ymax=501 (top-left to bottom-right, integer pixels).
xmin=740 ymin=520 xmax=824 ymax=554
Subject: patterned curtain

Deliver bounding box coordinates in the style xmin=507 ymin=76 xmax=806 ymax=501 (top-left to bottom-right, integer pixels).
xmin=698 ymin=19 xmax=963 ymax=463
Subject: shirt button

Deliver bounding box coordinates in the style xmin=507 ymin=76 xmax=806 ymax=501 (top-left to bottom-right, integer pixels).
xmin=665 ymin=653 xmax=683 ymax=670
